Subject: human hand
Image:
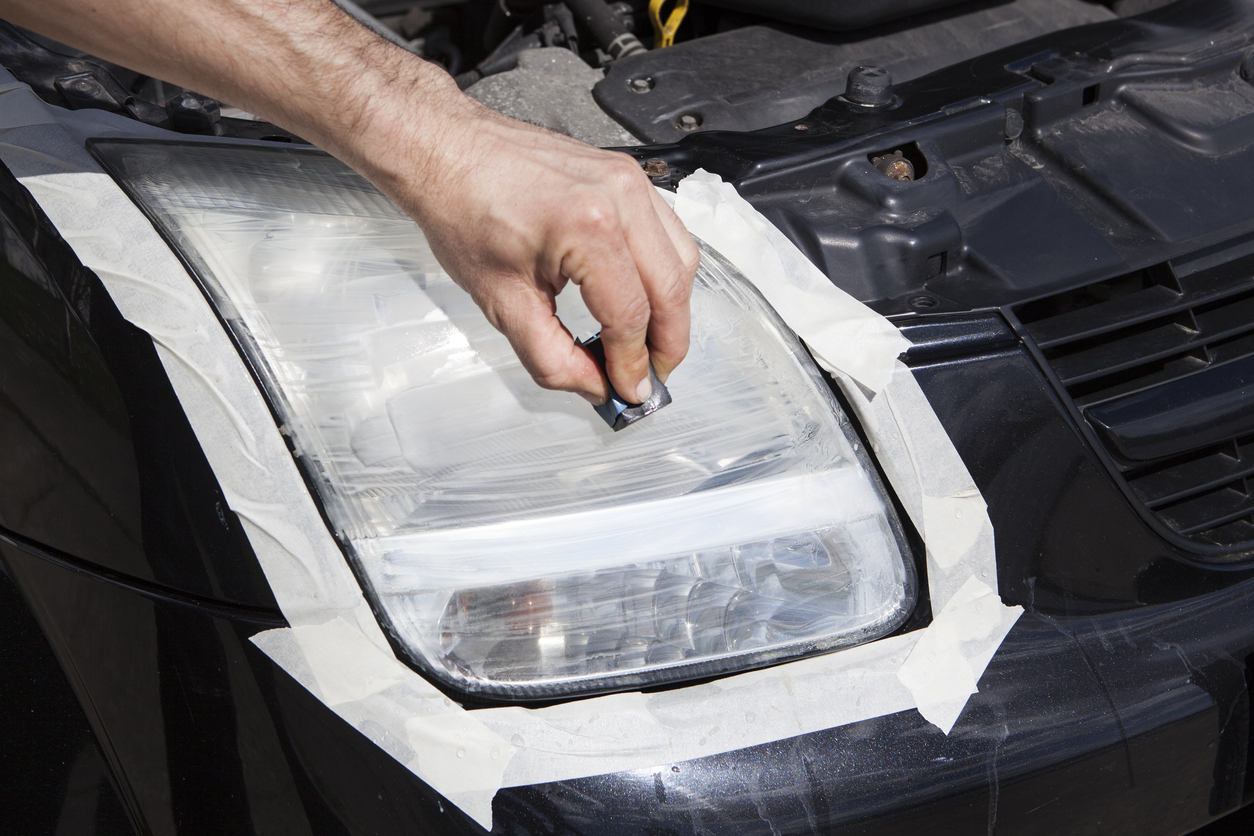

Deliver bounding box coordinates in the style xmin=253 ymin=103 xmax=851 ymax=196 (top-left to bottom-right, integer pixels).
xmin=366 ymin=91 xmax=700 ymax=406
xmin=0 ymin=0 xmax=697 ymax=403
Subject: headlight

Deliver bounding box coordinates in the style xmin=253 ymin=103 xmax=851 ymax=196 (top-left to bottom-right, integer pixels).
xmin=93 ymin=141 xmax=916 ymax=699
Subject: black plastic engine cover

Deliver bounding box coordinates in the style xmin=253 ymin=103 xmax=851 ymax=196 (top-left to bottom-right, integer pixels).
xmin=595 ymin=0 xmax=1114 ymax=143
xmin=695 ymin=0 xmax=966 ymax=31
xmin=627 ymin=0 xmax=1254 ymax=315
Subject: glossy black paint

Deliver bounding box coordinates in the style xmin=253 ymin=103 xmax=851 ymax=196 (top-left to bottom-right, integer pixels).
xmin=4 ymin=245 xmax=1252 ymax=835
xmin=5 ymin=492 xmax=1254 ymax=835
xmin=5 ymin=4 xmax=1254 ymax=834
xmin=0 ymin=156 xmax=278 ymax=610
xmin=909 ymin=342 xmax=1254 ymax=612
xmin=0 ymin=560 xmax=132 ymax=836
xmin=1086 ymin=353 xmax=1254 ymax=463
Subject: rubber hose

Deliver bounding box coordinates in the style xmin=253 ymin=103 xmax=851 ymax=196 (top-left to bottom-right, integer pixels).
xmin=562 ymin=0 xmax=646 ymax=60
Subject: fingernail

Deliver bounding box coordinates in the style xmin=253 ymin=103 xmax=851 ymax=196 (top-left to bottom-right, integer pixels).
xmin=635 ymin=377 xmax=653 ymax=404
xmin=578 ymin=391 xmax=605 ymax=405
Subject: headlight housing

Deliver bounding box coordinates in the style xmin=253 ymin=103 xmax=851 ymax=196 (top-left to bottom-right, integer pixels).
xmin=94 ymin=140 xmax=916 ymax=699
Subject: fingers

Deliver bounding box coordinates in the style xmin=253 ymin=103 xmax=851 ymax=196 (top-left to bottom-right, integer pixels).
xmin=561 ymin=161 xmax=698 ymax=400
xmin=412 ymin=121 xmax=698 ymax=405
xmin=635 ymin=187 xmax=699 ymax=383
xmin=492 ymin=286 xmax=610 ymax=403
xmin=559 ymin=194 xmax=655 ymax=404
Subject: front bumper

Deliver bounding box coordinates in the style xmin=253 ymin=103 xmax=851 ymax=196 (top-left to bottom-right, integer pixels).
xmin=6 ymin=335 xmax=1254 ymax=835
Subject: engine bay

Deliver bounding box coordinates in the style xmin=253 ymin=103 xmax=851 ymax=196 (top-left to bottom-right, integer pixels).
xmin=0 ymin=0 xmax=1170 ymax=149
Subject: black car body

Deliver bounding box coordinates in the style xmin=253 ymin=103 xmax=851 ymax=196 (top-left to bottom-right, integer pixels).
xmin=5 ymin=0 xmax=1254 ymax=834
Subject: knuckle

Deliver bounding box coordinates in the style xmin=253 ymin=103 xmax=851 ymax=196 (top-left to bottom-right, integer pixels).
xmin=670 ymin=333 xmax=691 ymax=363
xmin=573 ymin=197 xmax=619 ymax=237
xmin=681 ymin=241 xmax=701 ymax=276
xmin=613 ymin=293 xmax=652 ymax=333
xmin=656 ymin=267 xmax=693 ymax=309
xmin=607 ymin=153 xmax=645 ymax=185
xmin=532 ymin=371 xmax=567 ymax=391
xmin=531 ymin=362 xmax=576 ymax=392
xmin=653 ymin=313 xmax=691 ymax=362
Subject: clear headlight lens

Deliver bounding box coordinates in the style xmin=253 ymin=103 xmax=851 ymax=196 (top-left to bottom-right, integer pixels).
xmin=94 ymin=141 xmax=915 ymax=698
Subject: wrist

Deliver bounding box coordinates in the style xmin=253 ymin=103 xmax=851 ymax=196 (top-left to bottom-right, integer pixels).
xmin=330 ymin=53 xmax=480 ymax=219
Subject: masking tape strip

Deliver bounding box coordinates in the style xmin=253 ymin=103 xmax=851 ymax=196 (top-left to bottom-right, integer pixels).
xmin=0 ymin=79 xmax=1020 ymax=831
xmin=671 ymin=172 xmax=912 ymax=395
xmin=669 ymin=171 xmax=1021 ymax=731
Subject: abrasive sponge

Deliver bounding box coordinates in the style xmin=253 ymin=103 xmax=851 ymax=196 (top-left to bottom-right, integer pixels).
xmin=578 ymin=334 xmax=672 ymax=431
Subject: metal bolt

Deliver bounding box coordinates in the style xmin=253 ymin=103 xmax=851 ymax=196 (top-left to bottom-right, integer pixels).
xmin=677 ymin=113 xmax=701 ymax=131
xmin=872 ymin=151 xmax=915 ymax=181
xmin=643 ymin=158 xmax=670 ymax=178
xmin=1004 ymin=108 xmax=1024 ymax=141
xmin=627 ymin=77 xmax=653 ymax=93
xmin=908 ymin=294 xmax=939 ymax=310
xmin=845 ymin=65 xmax=893 ymax=107
xmin=167 ymin=92 xmax=221 ymax=134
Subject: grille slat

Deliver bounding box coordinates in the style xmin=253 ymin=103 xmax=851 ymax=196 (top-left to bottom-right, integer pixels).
xmin=1129 ymin=439 xmax=1252 ymax=507
xmin=1015 ymin=248 xmax=1254 ymax=551
xmin=1021 ymin=263 xmax=1254 ymax=349
xmin=1050 ymin=320 xmax=1199 ymax=386
xmin=1025 ymin=283 xmax=1183 ymax=348
xmin=1159 ymin=486 xmax=1254 ymax=535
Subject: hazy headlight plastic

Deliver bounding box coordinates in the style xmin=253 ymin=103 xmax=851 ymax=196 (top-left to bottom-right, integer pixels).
xmin=95 ymin=141 xmax=916 ymax=699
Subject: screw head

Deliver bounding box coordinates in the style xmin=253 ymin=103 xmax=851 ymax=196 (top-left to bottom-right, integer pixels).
xmin=677 ymin=113 xmax=701 ymax=131
xmin=628 ymin=77 xmax=654 ymax=93
xmin=643 ymin=158 xmax=670 ymax=178
xmin=908 ymin=294 xmax=939 ymax=310
xmin=845 ymin=65 xmax=893 ymax=107
xmin=1004 ymin=108 xmax=1024 ymax=141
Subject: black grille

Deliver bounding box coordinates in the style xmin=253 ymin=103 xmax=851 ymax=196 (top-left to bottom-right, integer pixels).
xmin=1012 ymin=238 xmax=1254 ymax=552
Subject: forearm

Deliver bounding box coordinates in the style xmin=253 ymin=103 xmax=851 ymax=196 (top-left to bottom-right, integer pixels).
xmin=0 ymin=0 xmax=460 ymax=191
xmin=0 ymin=0 xmax=698 ymax=403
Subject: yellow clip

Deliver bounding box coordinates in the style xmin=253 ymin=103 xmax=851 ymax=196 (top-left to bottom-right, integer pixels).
xmin=649 ymin=0 xmax=688 ymax=48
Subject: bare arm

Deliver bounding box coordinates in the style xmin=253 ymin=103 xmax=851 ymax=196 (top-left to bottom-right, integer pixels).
xmin=0 ymin=0 xmax=698 ymax=404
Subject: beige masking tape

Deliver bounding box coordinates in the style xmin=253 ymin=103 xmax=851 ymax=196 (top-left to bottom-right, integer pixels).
xmin=0 ymin=78 xmax=1020 ymax=829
